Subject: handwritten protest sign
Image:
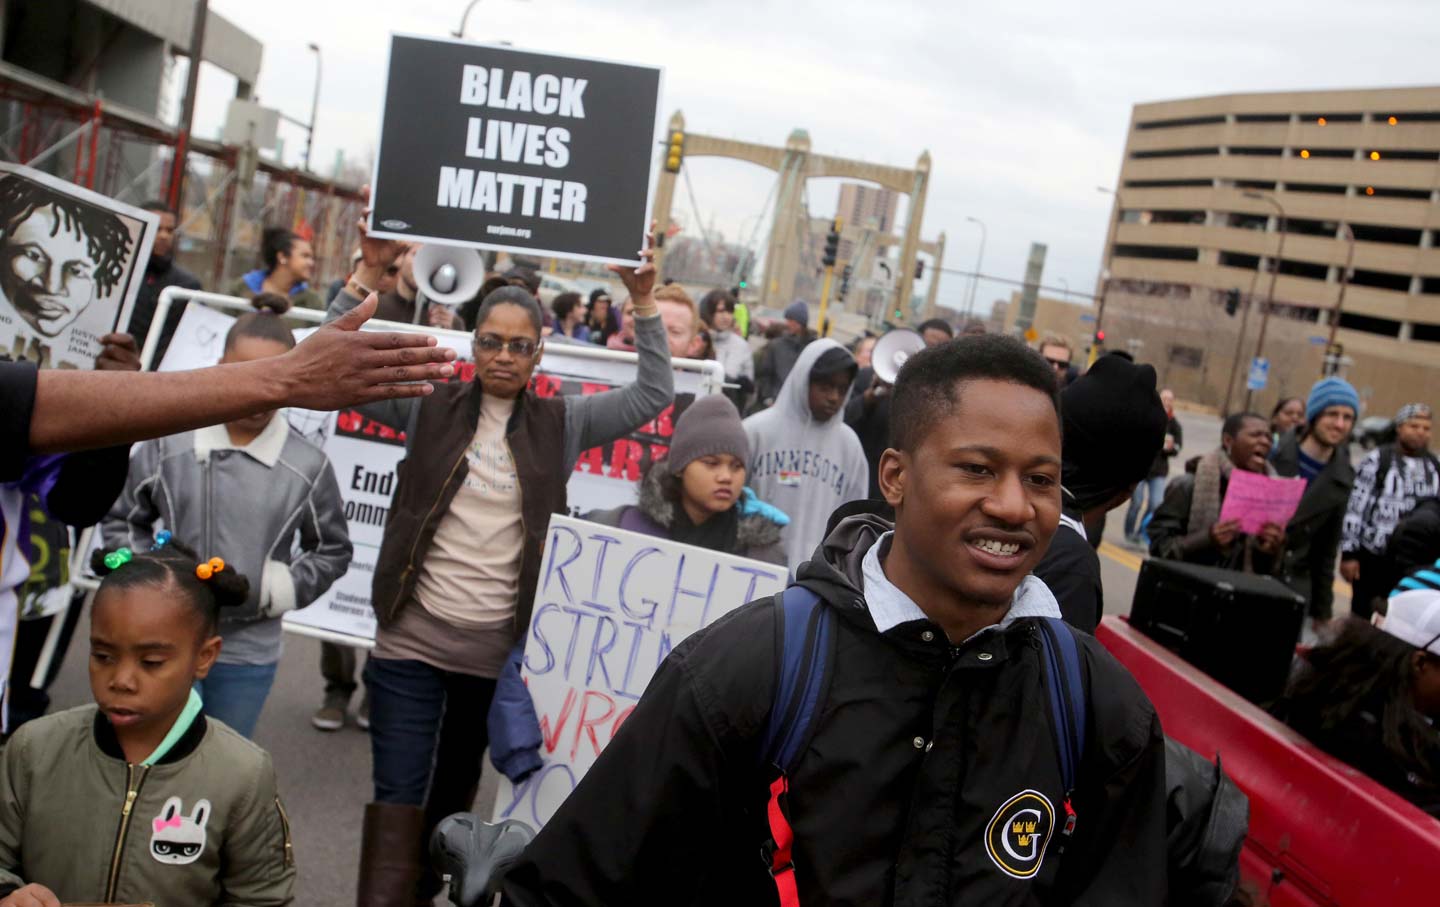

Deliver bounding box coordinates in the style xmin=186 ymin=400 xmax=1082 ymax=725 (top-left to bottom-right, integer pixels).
xmin=1218 ymin=469 xmax=1307 ymax=535
xmin=493 ymin=515 xmax=787 ymax=829
xmin=368 ymin=35 xmax=663 ymax=265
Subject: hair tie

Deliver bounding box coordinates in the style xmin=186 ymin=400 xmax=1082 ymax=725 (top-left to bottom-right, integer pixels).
xmin=103 ymin=548 xmax=134 ymax=570
xmin=152 ymin=530 xmax=172 ymax=551
xmin=196 ymin=557 xmax=225 ymax=581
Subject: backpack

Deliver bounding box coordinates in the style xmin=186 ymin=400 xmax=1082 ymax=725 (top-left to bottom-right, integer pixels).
xmin=755 ymin=584 xmax=1087 ymax=907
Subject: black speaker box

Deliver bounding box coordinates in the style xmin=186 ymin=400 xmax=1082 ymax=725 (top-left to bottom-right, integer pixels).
xmin=1129 ymin=558 xmax=1307 ymax=704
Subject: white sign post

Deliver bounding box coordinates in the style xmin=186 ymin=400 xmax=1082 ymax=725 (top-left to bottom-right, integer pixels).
xmin=492 ymin=515 xmax=788 ymax=829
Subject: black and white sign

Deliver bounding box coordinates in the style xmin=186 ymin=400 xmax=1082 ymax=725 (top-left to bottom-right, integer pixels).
xmin=368 ymin=35 xmax=663 ymax=266
xmin=0 ymin=162 xmax=157 ymax=370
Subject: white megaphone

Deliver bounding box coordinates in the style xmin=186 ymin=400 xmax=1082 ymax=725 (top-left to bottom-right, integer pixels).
xmin=414 ymin=244 xmax=487 ymax=307
xmin=872 ymin=328 xmax=926 ymax=385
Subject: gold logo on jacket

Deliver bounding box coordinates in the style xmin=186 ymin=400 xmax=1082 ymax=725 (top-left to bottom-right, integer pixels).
xmin=985 ymin=789 xmax=1055 ymax=879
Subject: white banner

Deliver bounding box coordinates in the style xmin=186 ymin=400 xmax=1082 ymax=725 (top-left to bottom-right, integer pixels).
xmin=145 ymin=300 xmax=722 ymax=647
xmin=492 ymin=515 xmax=787 ymax=829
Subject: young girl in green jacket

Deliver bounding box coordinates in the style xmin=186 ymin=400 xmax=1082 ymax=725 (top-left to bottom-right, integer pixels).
xmin=0 ymin=541 xmax=295 ymax=907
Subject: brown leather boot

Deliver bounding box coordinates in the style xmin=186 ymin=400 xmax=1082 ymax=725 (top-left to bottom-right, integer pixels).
xmin=357 ymin=801 xmax=425 ymax=907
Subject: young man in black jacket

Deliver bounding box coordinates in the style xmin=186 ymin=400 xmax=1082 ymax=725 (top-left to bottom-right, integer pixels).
xmin=503 ymin=335 xmax=1168 ymax=906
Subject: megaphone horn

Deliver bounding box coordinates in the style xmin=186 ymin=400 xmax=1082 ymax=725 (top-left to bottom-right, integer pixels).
xmin=872 ymin=328 xmax=925 ymax=385
xmin=414 ymin=244 xmax=487 ymax=306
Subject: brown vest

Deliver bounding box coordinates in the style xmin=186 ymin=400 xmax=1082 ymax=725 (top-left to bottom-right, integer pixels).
xmin=371 ymin=380 xmax=568 ymax=634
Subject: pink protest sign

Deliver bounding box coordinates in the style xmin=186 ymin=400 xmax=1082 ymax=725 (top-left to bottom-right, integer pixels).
xmin=1218 ymin=470 xmax=1307 ymax=534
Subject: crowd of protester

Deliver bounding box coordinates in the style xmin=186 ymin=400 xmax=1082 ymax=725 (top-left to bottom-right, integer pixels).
xmin=1 ymin=182 xmax=1439 ymax=907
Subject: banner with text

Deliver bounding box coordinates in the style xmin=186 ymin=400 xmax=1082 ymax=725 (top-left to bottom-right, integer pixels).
xmin=368 ymin=35 xmax=662 ymax=265
xmin=493 ymin=515 xmax=787 ymax=829
xmin=153 ymin=304 xmax=717 ymax=646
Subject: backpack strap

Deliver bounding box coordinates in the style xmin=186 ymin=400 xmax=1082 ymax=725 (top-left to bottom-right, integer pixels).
xmin=760 ymin=584 xmax=834 ymax=772
xmin=758 ymin=584 xmax=835 ymax=907
xmin=1037 ymin=617 xmax=1087 ymax=850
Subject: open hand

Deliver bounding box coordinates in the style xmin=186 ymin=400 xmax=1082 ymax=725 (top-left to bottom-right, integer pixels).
xmin=277 ymin=293 xmax=457 ymax=407
xmin=96 ymin=332 xmax=142 ymax=372
xmin=0 ymin=882 xmax=61 ymax=907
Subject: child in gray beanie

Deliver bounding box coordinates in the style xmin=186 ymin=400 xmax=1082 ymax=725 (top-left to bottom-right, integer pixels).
xmin=584 ymin=394 xmax=789 ymax=565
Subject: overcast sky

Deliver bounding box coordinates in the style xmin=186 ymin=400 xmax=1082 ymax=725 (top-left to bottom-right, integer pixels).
xmin=191 ymin=0 xmax=1438 ymax=316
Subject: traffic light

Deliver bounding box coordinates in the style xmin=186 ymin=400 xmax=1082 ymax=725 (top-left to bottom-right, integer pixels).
xmin=842 ymin=264 xmax=853 ymax=281
xmin=664 ymin=129 xmax=685 ymax=173
xmin=737 ymin=275 xmax=748 ymax=290
xmin=1094 ymin=329 xmax=1106 ymax=346
xmin=1224 ymin=288 xmax=1241 ymax=317
xmin=915 ymin=260 xmax=925 ymax=280
xmin=839 ymin=264 xmax=852 ymax=300
xmin=822 ymin=221 xmax=840 ymax=267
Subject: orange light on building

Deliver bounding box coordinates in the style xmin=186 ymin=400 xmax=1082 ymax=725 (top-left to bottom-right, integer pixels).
xmin=1317 ymin=117 xmax=1327 ymax=125
xmin=1388 ymin=116 xmax=1398 ymax=125
xmin=1299 ymin=149 xmax=1311 ymax=159
xmin=1370 ymin=150 xmax=1381 ymax=160
xmin=1365 ymin=186 xmax=1376 ymax=196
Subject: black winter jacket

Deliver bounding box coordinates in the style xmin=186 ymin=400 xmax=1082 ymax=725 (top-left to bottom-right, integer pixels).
xmin=503 ymin=514 xmax=1168 ymax=906
xmin=1270 ymin=430 xmax=1353 ymax=619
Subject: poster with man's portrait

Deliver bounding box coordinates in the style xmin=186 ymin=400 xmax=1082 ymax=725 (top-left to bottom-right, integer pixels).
xmin=0 ymin=162 xmax=157 ymax=370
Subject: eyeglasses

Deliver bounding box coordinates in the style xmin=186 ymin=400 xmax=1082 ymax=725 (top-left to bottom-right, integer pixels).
xmin=474 ymin=334 xmax=539 ymax=357
xmin=1044 ymin=356 xmax=1071 ymax=370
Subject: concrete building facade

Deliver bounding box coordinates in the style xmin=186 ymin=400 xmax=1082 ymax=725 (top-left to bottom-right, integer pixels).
xmin=1100 ymin=86 xmax=1440 ymax=416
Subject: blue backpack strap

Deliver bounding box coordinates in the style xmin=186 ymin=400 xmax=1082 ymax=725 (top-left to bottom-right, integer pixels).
xmin=758 ymin=584 xmax=835 ymax=907
xmin=760 ymin=583 xmax=834 ymax=773
xmin=1037 ymin=617 xmax=1087 ymax=848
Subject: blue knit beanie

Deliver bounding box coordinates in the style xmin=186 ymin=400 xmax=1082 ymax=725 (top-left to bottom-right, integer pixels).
xmin=1306 ymin=376 xmax=1360 ymax=423
xmin=783 ymin=300 xmax=809 ymax=328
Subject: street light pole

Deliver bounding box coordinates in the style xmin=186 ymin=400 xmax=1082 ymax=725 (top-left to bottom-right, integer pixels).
xmin=168 ymin=0 xmax=209 ymax=210
xmin=1220 ymin=263 xmax=1266 ymax=418
xmin=1093 ymin=185 xmax=1122 ymax=363
xmin=964 ymin=216 xmax=986 ymax=318
xmin=1243 ymin=190 xmax=1287 ymax=412
xmin=1325 ymin=224 xmax=1357 ymax=356
xmin=303 ymin=43 xmax=321 ymax=173
xmin=454 ymin=0 xmax=484 ymax=36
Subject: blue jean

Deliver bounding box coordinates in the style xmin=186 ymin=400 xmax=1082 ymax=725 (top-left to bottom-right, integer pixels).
xmin=365 ymin=656 xmax=497 ymax=807
xmin=196 ymin=661 xmax=278 ymax=738
xmin=1124 ymin=476 xmax=1169 ymax=540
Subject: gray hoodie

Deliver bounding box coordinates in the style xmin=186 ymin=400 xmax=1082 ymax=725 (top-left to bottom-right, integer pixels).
xmin=743 ymin=338 xmax=868 ymax=570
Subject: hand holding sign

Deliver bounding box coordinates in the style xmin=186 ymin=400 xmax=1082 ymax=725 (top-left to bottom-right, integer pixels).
xmin=607 ymin=221 xmax=658 ymax=310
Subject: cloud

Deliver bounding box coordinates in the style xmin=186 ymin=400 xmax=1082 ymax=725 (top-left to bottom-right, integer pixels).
xmin=195 ymin=0 xmax=1439 ymax=316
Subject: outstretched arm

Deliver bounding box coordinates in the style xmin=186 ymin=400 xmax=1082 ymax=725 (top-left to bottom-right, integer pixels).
xmin=27 ymin=294 xmax=456 ymax=456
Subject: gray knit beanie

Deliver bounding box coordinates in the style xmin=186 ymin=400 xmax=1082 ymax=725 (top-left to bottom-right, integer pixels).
xmin=667 ymin=394 xmax=750 ymax=475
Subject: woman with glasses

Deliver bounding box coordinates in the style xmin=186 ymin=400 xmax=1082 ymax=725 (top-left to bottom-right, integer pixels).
xmin=354 ymin=238 xmax=674 ymax=905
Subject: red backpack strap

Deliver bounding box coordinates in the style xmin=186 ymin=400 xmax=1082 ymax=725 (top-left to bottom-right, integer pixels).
xmin=765 ymin=775 xmax=800 ymax=906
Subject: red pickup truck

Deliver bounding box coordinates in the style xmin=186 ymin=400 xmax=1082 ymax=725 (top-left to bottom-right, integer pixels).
xmin=1097 ymin=617 xmax=1440 ymax=906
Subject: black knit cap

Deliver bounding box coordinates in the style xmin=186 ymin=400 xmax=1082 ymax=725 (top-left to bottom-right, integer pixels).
xmin=810 ymin=346 xmax=857 ymax=380
xmin=1059 ymin=353 xmax=1168 ymax=511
